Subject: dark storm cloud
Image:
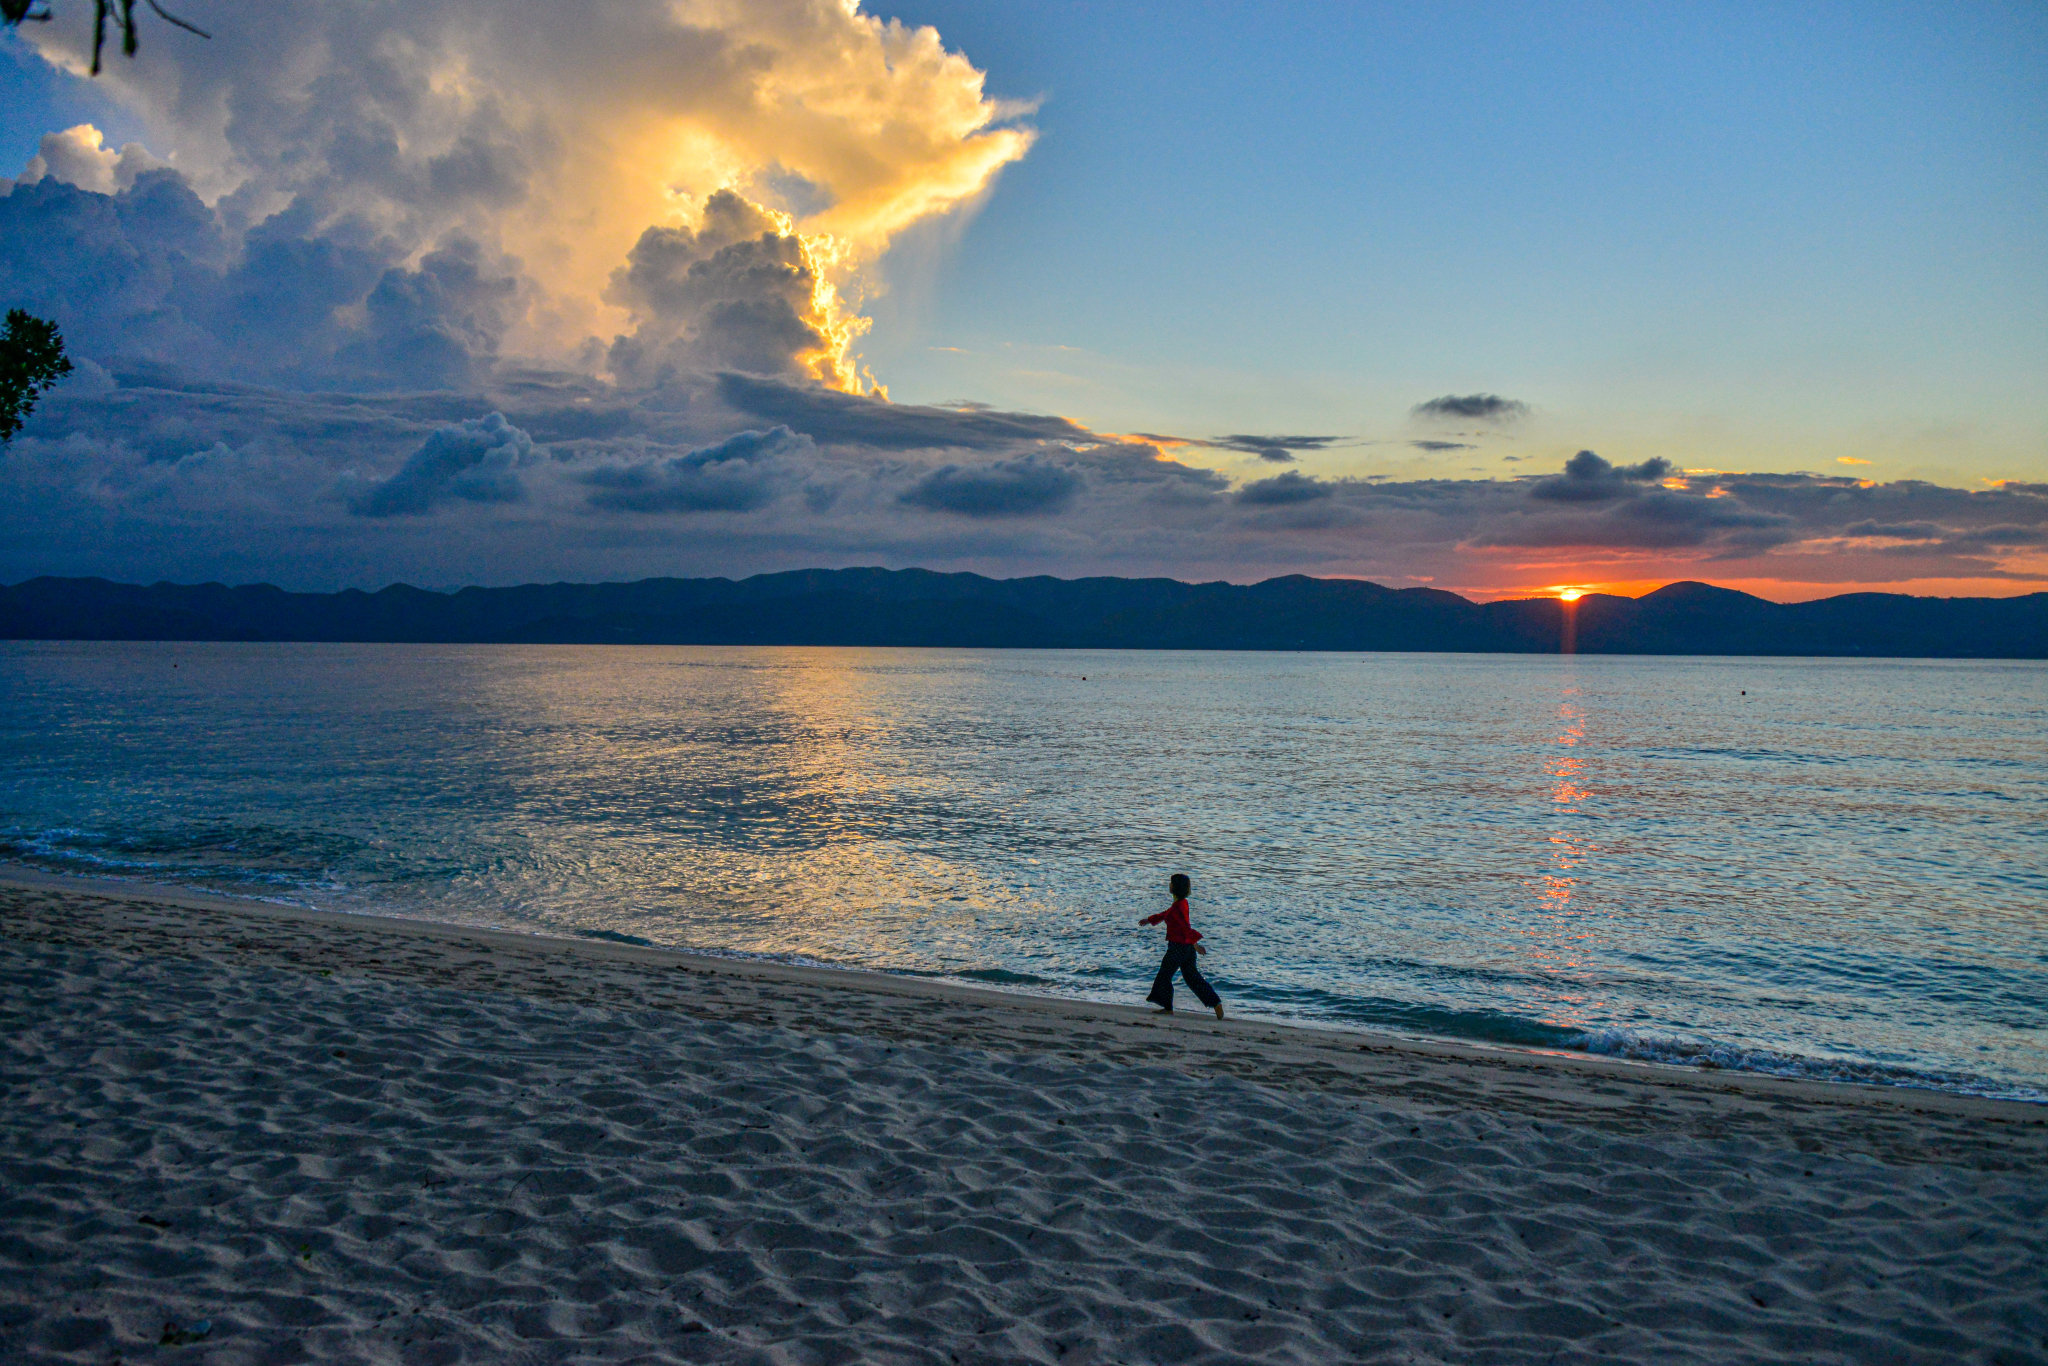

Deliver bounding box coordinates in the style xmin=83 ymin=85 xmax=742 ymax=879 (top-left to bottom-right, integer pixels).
xmin=1691 ymin=475 xmax=2048 ymax=570
xmin=338 ymin=239 xmax=523 ymax=389
xmin=1237 ymin=472 xmax=1334 ymax=505
xmin=0 ymin=170 xmax=521 ymax=391
xmin=603 ymin=192 xmax=835 ymax=387
xmin=1933 ymin=524 xmax=2048 ymax=550
xmin=577 ymin=426 xmax=811 ymax=513
xmin=1203 ymin=434 xmax=1349 ymax=464
xmin=1469 ymin=489 xmax=1795 ymax=552
xmin=717 ymin=373 xmax=1096 ymax=450
xmin=1410 ymin=440 xmax=1475 ymax=452
xmin=422 ymin=128 xmax=533 ymax=208
xmin=1529 ymin=450 xmax=1674 ymax=502
xmin=6 ymin=360 xmax=2045 ymax=590
xmin=348 ymin=413 xmax=535 ymax=516
xmin=899 ymin=456 xmax=1083 ymax=517
xmin=1411 ymin=394 xmax=1530 ymax=423
xmin=1839 ymin=520 xmax=1943 ymax=541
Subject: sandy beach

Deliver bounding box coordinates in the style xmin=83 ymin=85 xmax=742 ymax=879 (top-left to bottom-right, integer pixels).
xmin=2 ymin=873 xmax=2043 ymax=1364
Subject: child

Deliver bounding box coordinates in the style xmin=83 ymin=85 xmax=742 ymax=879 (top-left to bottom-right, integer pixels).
xmin=1139 ymin=873 xmax=1224 ymax=1019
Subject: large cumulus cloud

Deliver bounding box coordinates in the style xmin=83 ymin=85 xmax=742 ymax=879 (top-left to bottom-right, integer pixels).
xmin=5 ymin=0 xmax=1035 ymax=390
xmin=0 ymin=164 xmax=526 ymax=389
xmin=603 ymin=193 xmax=856 ymax=390
xmin=1528 ymin=450 xmax=1674 ymax=503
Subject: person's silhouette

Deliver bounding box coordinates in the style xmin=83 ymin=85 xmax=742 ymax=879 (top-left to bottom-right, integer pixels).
xmin=1139 ymin=873 xmax=1223 ymax=1020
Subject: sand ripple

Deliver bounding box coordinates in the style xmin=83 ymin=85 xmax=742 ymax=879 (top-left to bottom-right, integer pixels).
xmin=2 ymin=932 xmax=2045 ymax=1364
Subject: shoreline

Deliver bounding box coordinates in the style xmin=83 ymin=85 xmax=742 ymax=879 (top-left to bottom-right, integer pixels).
xmin=5 ymin=870 xmax=2046 ymax=1363
xmin=3 ymin=868 xmax=2042 ymax=1163
xmin=3 ymin=864 xmax=2042 ymax=1115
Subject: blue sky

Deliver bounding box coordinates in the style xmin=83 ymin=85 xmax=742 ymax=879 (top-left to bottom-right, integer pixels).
xmin=858 ymin=1 xmax=2046 ymax=485
xmin=2 ymin=1 xmax=2044 ymax=596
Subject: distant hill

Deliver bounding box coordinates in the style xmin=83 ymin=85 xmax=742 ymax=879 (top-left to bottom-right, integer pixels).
xmin=2 ymin=571 xmax=2044 ymax=658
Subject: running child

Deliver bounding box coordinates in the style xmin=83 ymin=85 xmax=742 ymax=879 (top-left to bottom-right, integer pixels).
xmin=1139 ymin=873 xmax=1224 ymax=1019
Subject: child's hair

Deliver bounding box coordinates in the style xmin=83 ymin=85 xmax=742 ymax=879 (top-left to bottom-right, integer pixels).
xmin=1169 ymin=872 xmax=1191 ymax=898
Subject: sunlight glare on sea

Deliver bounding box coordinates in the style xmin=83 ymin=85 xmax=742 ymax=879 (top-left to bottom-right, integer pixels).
xmin=2 ymin=641 xmax=2043 ymax=1100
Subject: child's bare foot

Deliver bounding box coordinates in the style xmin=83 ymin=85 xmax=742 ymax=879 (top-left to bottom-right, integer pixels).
xmin=1213 ymin=1003 xmax=1225 ymax=1020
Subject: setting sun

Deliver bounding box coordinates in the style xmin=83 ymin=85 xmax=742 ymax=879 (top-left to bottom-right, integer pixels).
xmin=1558 ymin=589 xmax=1584 ymax=602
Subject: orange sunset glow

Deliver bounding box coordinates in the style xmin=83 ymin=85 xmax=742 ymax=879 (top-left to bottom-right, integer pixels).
xmin=1443 ymin=571 xmax=2048 ymax=605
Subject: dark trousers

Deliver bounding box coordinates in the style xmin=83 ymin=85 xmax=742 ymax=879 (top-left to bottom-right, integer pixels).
xmin=1147 ymin=943 xmax=1219 ymax=1011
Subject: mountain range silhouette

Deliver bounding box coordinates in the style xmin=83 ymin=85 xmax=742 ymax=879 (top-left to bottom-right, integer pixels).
xmin=4 ymin=572 xmax=2044 ymax=657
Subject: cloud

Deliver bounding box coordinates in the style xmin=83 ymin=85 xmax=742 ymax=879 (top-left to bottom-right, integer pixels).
xmin=1839 ymin=520 xmax=1942 ymax=540
xmin=1835 ymin=518 xmax=2048 ymax=556
xmin=1935 ymin=525 xmax=2048 ymax=551
xmin=4 ymin=15 xmax=2042 ymax=596
xmin=1410 ymin=440 xmax=1475 ymax=452
xmin=6 ymin=376 xmax=2045 ymax=591
xmin=348 ymin=413 xmax=535 ymax=517
xmin=1470 ymin=487 xmax=1794 ymax=553
xmin=1237 ymin=471 xmax=1334 ymax=505
xmin=1412 ymin=394 xmax=1530 ymax=423
xmin=603 ymin=192 xmax=862 ymax=391
xmin=900 ymin=456 xmax=1083 ymax=517
xmin=14 ymin=0 xmax=1035 ymax=389
xmin=716 ymin=372 xmax=1093 ymax=450
xmin=1203 ymin=434 xmax=1349 ymax=464
xmin=0 ymin=169 xmax=528 ymax=390
xmin=0 ymin=171 xmax=229 ymax=365
xmin=1837 ymin=457 xmax=1873 ymax=466
xmin=344 ymin=239 xmax=525 ymax=389
xmin=577 ymin=426 xmax=812 ymax=513
xmin=1529 ymin=450 xmax=1674 ymax=503
xmin=7 ymin=124 xmax=167 ymax=195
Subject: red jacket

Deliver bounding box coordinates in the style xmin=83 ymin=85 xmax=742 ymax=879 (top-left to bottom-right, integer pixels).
xmin=1143 ymin=898 xmax=1202 ymax=945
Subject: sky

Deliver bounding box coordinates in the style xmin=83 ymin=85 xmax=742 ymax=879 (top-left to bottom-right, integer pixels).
xmin=1 ymin=0 xmax=2043 ymax=600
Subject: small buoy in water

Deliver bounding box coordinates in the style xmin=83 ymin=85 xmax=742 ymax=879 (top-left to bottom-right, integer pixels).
xmin=1741 ymin=690 xmax=1746 ymax=695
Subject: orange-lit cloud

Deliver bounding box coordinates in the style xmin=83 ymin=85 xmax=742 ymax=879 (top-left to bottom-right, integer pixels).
xmin=18 ymin=0 xmax=1035 ymax=391
xmin=9 ymin=123 xmax=165 ymax=194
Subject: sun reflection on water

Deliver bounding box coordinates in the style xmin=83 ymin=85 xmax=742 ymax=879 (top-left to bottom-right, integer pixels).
xmin=1516 ymin=679 xmax=1607 ymax=1030
xmin=8 ymin=642 xmax=2043 ymax=1097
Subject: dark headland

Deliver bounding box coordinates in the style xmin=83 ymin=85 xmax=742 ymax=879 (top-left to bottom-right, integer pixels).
xmin=3 ymin=571 xmax=2045 ymax=657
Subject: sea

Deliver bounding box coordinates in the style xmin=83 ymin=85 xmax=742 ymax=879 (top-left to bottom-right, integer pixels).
xmin=3 ymin=640 xmax=2043 ymax=1102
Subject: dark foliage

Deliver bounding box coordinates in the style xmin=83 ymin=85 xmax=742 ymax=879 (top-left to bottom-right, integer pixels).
xmin=0 ymin=309 xmax=73 ymax=444
xmin=1 ymin=0 xmax=208 ymax=74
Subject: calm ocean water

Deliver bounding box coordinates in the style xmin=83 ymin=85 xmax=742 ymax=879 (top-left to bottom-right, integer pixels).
xmin=3 ymin=641 xmax=2043 ymax=1100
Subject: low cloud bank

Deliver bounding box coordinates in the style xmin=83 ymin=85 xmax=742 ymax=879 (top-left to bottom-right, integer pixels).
xmin=5 ymin=365 xmax=2042 ymax=592
xmin=578 ymin=427 xmax=813 ymax=514
xmin=349 ymin=413 xmax=535 ymax=517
